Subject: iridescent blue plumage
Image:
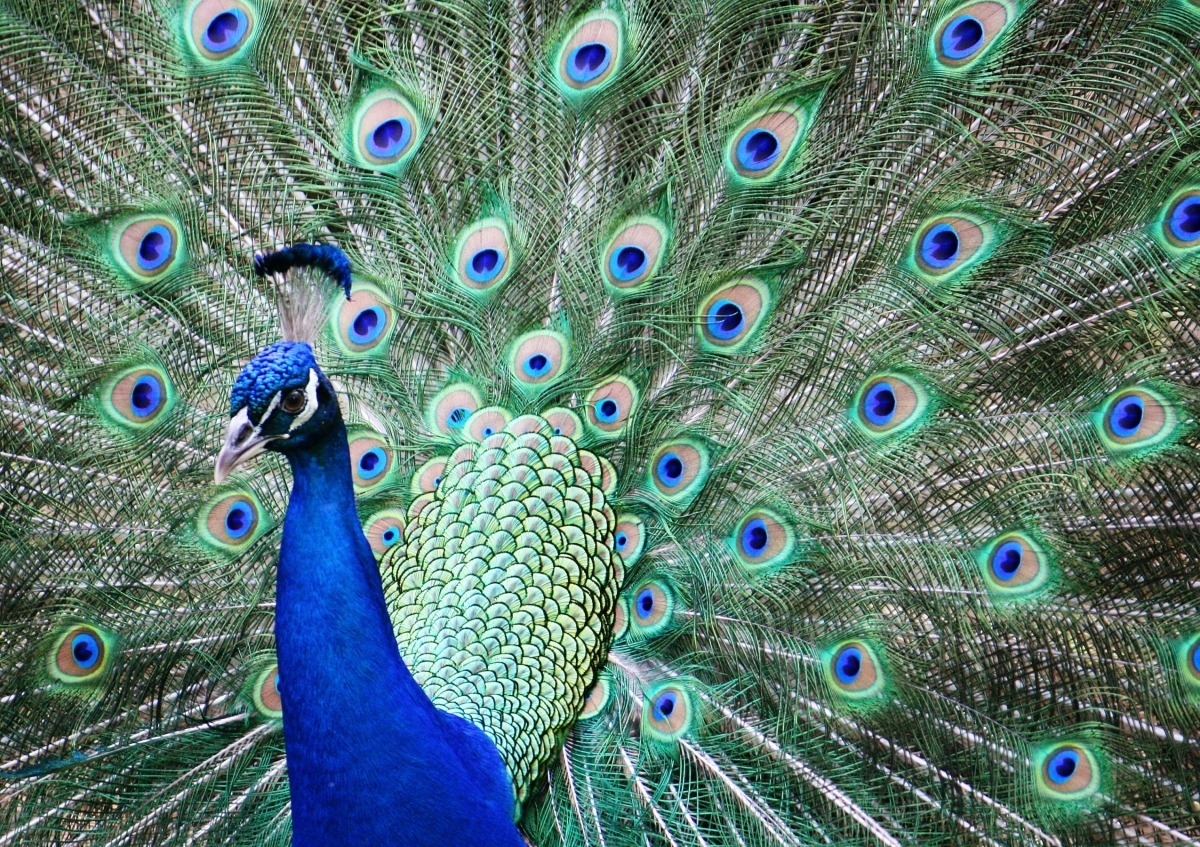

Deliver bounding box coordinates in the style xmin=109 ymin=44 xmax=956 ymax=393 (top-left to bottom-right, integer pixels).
xmin=217 ymin=280 xmax=524 ymax=847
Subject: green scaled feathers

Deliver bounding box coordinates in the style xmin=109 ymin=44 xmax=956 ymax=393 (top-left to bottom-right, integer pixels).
xmin=3 ymin=1 xmax=1200 ymax=845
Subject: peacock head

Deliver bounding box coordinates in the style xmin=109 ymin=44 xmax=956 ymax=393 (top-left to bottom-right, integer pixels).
xmin=215 ymin=341 xmax=340 ymax=483
xmin=215 ymin=244 xmax=355 ymax=483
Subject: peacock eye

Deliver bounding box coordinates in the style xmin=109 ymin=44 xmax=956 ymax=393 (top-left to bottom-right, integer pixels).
xmin=601 ymin=217 xmax=669 ymax=293
xmin=555 ymin=11 xmax=623 ymax=100
xmin=642 ymin=682 xmax=694 ymax=741
xmin=697 ymin=279 xmax=771 ymax=352
xmin=281 ymin=389 xmax=306 ymax=414
xmin=50 ymin=625 xmax=113 ymax=683
xmin=726 ymin=103 xmax=807 ymax=182
xmin=351 ymin=90 xmax=423 ymax=172
xmin=1094 ymin=386 xmax=1176 ymax=454
xmin=852 ymin=372 xmax=929 ymax=439
xmin=187 ymin=0 xmax=257 ymax=62
xmin=733 ymin=508 xmax=796 ymax=572
xmin=1036 ymin=743 xmax=1100 ymax=799
xmin=584 ymin=376 xmax=639 ymax=437
xmin=826 ymin=640 xmax=885 ymax=699
xmin=628 ymin=579 xmax=674 ymax=636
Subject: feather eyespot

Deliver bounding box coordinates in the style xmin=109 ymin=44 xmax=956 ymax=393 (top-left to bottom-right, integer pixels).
xmin=578 ymin=673 xmax=612 ymax=720
xmin=726 ymin=103 xmax=807 ymax=182
xmin=978 ymin=531 xmax=1049 ymax=598
xmin=454 ymin=218 xmax=514 ymax=293
xmin=601 ymin=217 xmax=668 ymax=292
xmin=642 ymin=682 xmax=693 ymax=741
xmin=1163 ymin=190 xmax=1200 ymax=248
xmin=103 ymin=366 xmax=175 ymax=428
xmin=852 ymin=373 xmax=929 ymax=438
xmin=1036 ymin=743 xmax=1100 ymax=800
xmin=332 ymin=285 xmax=394 ymax=354
xmin=412 ymin=457 xmax=448 ymax=495
xmin=364 ymin=509 xmax=407 ymax=557
xmin=348 ymin=434 xmax=394 ymax=489
xmin=466 ymin=407 xmax=512 ymax=442
xmin=1094 ymin=386 xmax=1176 ymax=454
xmin=427 ymin=384 xmax=482 ymax=436
xmin=932 ymin=2 xmax=1012 ymax=70
xmin=113 ymin=216 xmax=183 ymax=282
xmin=252 ymin=665 xmax=283 ymax=718
xmin=648 ymin=440 xmax=710 ymax=507
xmin=541 ymin=407 xmax=582 ymax=439
xmin=50 ymin=625 xmax=113 ymax=683
xmin=826 ymin=641 xmax=884 ymax=699
xmin=509 ymin=331 xmax=570 ymax=389
xmin=613 ymin=514 xmax=646 ymax=565
xmin=584 ymin=377 xmax=638 ymax=437
xmin=911 ymin=215 xmax=989 ymax=280
xmin=186 ymin=0 xmax=257 ymax=62
xmin=199 ymin=491 xmax=268 ymax=551
xmin=698 ymin=279 xmax=770 ymax=352
xmin=351 ymin=90 xmax=422 ymax=171
xmin=555 ymin=12 xmax=623 ymax=99
xmin=734 ymin=509 xmax=795 ymax=572
xmin=628 ymin=579 xmax=674 ymax=637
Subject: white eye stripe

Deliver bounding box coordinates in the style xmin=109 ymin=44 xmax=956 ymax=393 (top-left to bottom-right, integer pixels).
xmin=287 ymin=369 xmax=320 ymax=432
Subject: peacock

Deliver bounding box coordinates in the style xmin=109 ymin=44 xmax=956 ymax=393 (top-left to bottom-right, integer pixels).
xmin=2 ymin=0 xmax=1200 ymax=844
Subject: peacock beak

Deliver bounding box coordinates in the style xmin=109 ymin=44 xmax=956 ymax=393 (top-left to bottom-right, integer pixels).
xmin=214 ymin=407 xmax=282 ymax=483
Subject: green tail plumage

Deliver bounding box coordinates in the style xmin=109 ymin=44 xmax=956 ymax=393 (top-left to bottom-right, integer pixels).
xmin=3 ymin=0 xmax=1200 ymax=844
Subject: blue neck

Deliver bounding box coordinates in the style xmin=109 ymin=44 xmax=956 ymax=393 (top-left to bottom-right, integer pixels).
xmin=275 ymin=417 xmax=523 ymax=847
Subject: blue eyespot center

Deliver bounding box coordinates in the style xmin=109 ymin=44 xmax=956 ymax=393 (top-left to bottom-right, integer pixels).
xmin=567 ymin=43 xmax=611 ymax=83
xmin=1190 ymin=641 xmax=1200 ymax=673
xmin=653 ymin=691 xmax=677 ymax=721
xmin=349 ymin=306 xmax=386 ymax=344
xmin=137 ymin=225 xmax=173 ymax=271
xmin=523 ymin=353 xmax=552 ymax=378
xmin=836 ymin=647 xmax=862 ymax=684
xmin=1047 ymin=750 xmax=1079 ymax=784
xmin=595 ymin=398 xmax=620 ymax=423
xmin=610 ymin=246 xmax=647 ymax=280
xmin=741 ymin=518 xmax=769 ymax=557
xmin=468 ymin=248 xmax=503 ymax=282
xmin=863 ymin=382 xmax=897 ymax=426
xmin=482 ymin=427 xmax=495 ymax=437
xmin=991 ymin=541 xmax=1023 ymax=580
xmin=358 ymin=447 xmax=387 ymax=480
xmin=381 ymin=527 xmax=400 ymax=546
xmin=1109 ymin=395 xmax=1143 ymax=438
xmin=1170 ymin=197 xmax=1200 ymax=242
xmin=274 ymin=673 xmax=281 ymax=692
xmin=656 ymin=453 xmax=684 ymax=487
xmin=942 ymin=14 xmax=984 ymax=59
xmin=447 ymin=407 xmax=470 ymax=429
xmin=920 ymin=223 xmax=960 ymax=268
xmin=707 ymin=299 xmax=745 ymax=339
xmin=367 ymin=118 xmax=412 ymax=159
xmin=225 ymin=500 xmax=253 ymax=539
xmin=202 ymin=8 xmax=249 ymax=53
xmin=71 ymin=633 xmax=99 ymax=669
xmin=636 ymin=588 xmax=655 ymax=619
xmin=615 ymin=532 xmax=628 ymax=549
xmin=130 ymin=375 xmax=163 ymax=417
xmin=736 ymin=129 xmax=780 ymax=171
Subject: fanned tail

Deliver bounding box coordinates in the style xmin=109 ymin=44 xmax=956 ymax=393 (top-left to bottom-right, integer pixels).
xmin=2 ymin=1 xmax=1200 ymax=845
